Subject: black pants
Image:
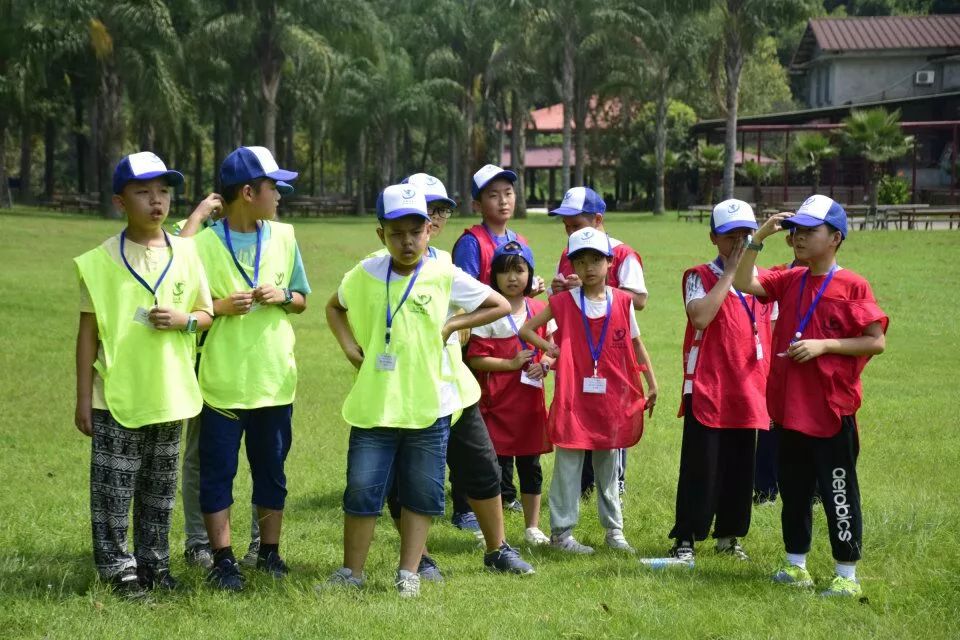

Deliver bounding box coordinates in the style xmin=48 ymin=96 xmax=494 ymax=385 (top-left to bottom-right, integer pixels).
xmin=669 ymin=396 xmax=756 ymax=543
xmin=497 ymin=455 xmax=543 ymax=500
xmin=779 ymin=417 xmax=862 ymax=562
xmin=754 ymin=425 xmax=780 ymax=500
xmin=581 ymin=449 xmax=627 ymax=492
xmin=388 ymin=403 xmax=501 ymax=519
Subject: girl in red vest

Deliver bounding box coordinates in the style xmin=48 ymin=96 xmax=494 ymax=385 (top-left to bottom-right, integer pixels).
xmin=669 ymin=200 xmax=775 ymax=564
xmin=467 ymin=242 xmax=554 ymax=546
xmin=520 ymin=228 xmax=657 ymax=555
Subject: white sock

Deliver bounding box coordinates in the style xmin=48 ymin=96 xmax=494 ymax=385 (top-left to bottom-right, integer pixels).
xmin=786 ymin=552 xmax=807 ymax=569
xmin=835 ymin=563 xmax=857 ymax=580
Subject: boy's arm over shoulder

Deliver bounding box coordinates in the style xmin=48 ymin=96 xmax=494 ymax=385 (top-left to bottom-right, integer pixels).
xmin=451 ymin=233 xmax=481 ymax=279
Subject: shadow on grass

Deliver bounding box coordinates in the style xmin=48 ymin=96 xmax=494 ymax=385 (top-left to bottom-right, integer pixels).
xmin=0 ymin=550 xmax=94 ymax=599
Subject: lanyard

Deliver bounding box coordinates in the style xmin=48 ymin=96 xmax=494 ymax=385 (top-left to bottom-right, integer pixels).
xmin=120 ymin=229 xmax=173 ymax=306
xmin=713 ymin=257 xmax=757 ymax=334
xmin=385 ymin=259 xmax=423 ymax=346
xmin=579 ymin=288 xmax=612 ymax=376
xmin=793 ymin=265 xmax=837 ymax=341
xmin=481 ymin=222 xmax=513 ymax=246
xmin=505 ymin=301 xmax=534 ymax=351
xmin=222 ymin=219 xmax=262 ymax=288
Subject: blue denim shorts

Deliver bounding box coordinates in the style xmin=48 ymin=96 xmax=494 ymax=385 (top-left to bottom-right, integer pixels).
xmin=343 ymin=416 xmax=451 ymax=516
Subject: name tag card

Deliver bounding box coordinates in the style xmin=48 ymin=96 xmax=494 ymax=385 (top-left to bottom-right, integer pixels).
xmin=582 ymin=376 xmax=607 ymax=394
xmin=133 ymin=307 xmax=153 ymax=328
xmin=755 ymin=338 xmax=764 ymax=361
xmin=521 ymin=370 xmax=543 ymax=388
xmin=249 ymin=302 xmax=262 ymax=313
xmin=375 ymin=353 xmax=397 ymax=371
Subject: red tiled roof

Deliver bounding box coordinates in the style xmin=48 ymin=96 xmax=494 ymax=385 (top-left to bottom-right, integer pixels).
xmin=504 ymin=96 xmax=621 ymax=133
xmin=812 ymin=15 xmax=960 ymax=51
xmin=502 ymin=147 xmax=775 ymax=169
xmin=792 ymin=15 xmax=960 ymax=67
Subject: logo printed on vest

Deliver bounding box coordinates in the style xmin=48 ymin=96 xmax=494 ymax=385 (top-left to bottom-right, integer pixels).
xmin=612 ymin=327 xmax=627 ymax=346
xmin=275 ymin=272 xmax=284 ymax=286
xmin=172 ymin=281 xmax=185 ymax=303
xmin=832 ymin=467 xmax=854 ymax=542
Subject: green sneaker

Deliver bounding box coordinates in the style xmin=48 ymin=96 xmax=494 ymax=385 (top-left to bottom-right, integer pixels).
xmin=820 ymin=575 xmax=862 ymax=597
xmin=772 ymin=563 xmax=814 ymax=587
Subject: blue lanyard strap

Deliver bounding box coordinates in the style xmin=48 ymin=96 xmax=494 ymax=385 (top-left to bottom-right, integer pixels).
xmin=579 ymin=288 xmax=612 ymax=375
xmin=505 ymin=301 xmax=534 ymax=352
xmin=385 ymin=259 xmax=423 ymax=346
xmin=713 ymin=257 xmax=757 ymax=333
xmin=481 ymin=223 xmax=513 ymax=246
xmin=120 ymin=229 xmax=173 ymax=305
xmin=794 ymin=265 xmax=837 ymax=340
xmin=222 ymin=219 xmax=262 ymax=288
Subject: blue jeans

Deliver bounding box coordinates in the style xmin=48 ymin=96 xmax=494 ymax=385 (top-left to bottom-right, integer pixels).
xmin=344 ymin=416 xmax=451 ymax=516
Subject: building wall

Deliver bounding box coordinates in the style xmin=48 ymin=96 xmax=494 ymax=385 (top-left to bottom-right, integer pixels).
xmin=811 ymin=55 xmax=939 ymax=107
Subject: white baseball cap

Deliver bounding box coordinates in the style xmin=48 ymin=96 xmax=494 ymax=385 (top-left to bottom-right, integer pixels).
xmin=403 ymin=173 xmax=457 ymax=208
xmin=376 ymin=184 xmax=428 ymax=221
xmin=784 ymin=195 xmax=848 ymax=238
xmin=711 ymin=199 xmax=758 ymax=234
xmin=567 ymin=227 xmax=612 ymax=258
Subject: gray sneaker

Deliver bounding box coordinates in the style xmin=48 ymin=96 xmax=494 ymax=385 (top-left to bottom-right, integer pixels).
xmin=395 ymin=569 xmax=421 ymax=598
xmin=605 ymin=528 xmax=636 ymax=553
xmin=316 ymin=567 xmax=365 ymax=592
xmin=240 ymin=539 xmax=260 ymax=567
xmin=550 ymin=533 xmax=594 ymax=554
xmin=184 ymin=544 xmax=214 ymax=570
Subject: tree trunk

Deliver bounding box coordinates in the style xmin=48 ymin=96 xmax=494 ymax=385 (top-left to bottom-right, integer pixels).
xmin=812 ymin=167 xmax=820 ymax=196
xmin=44 ymin=117 xmax=56 ymax=200
xmin=573 ymin=88 xmax=587 ymax=187
xmin=561 ymin=27 xmax=575 ymax=193
xmin=73 ymin=92 xmax=87 ymax=194
xmin=257 ymin=1 xmax=283 ymax=154
xmin=319 ymin=131 xmax=326 ymax=195
xmin=461 ymin=90 xmax=476 ymax=215
xmin=19 ymin=118 xmax=34 ymax=205
xmin=447 ymin=127 xmax=458 ymax=201
xmin=0 ymin=115 xmax=8 ymax=208
xmin=213 ymin=115 xmax=223 ymax=189
xmin=722 ymin=20 xmax=743 ymax=200
xmin=355 ymin=129 xmax=366 ymax=215
xmin=653 ymin=78 xmax=669 ymax=215
xmin=97 ymin=64 xmax=124 ymax=218
xmin=510 ymin=90 xmax=527 ymax=218
xmin=308 ymin=124 xmax=315 ymax=196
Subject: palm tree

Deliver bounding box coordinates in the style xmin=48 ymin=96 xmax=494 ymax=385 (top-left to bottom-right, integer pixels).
xmin=697 ymin=142 xmax=725 ymax=206
xmin=737 ymin=159 xmax=777 ymax=209
xmin=841 ymin=107 xmax=913 ymax=220
xmin=791 ymin=132 xmax=837 ymax=196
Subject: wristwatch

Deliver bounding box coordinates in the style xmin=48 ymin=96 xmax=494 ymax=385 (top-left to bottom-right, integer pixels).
xmin=183 ymin=314 xmax=198 ymax=334
xmin=746 ymin=237 xmax=764 ymax=252
xmin=281 ymin=288 xmax=294 ymax=306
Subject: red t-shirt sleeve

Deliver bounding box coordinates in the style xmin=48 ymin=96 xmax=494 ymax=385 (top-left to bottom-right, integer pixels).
xmin=466 ymin=336 xmax=496 ymax=359
xmin=757 ymin=267 xmax=795 ymax=302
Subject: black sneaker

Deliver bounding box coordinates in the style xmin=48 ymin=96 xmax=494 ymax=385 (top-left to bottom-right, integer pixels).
xmin=715 ymin=537 xmax=750 ymax=561
xmin=669 ymin=541 xmax=695 ymax=562
xmin=207 ymin=557 xmax=244 ymax=592
xmin=110 ymin=568 xmax=148 ymax=600
xmin=137 ymin=565 xmax=178 ymax=591
xmin=483 ymin=543 xmax=535 ymax=575
xmin=255 ymin=551 xmax=289 ymax=579
xmin=184 ymin=544 xmax=214 ymax=569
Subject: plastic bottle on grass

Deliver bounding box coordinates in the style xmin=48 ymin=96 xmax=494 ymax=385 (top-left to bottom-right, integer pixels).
xmin=639 ymin=557 xmax=694 ymax=570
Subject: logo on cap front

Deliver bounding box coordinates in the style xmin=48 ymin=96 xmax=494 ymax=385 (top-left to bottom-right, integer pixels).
xmin=401 ymin=187 xmax=416 ymax=199
xmin=562 ymin=192 xmax=573 ymax=204
xmin=802 ymin=196 xmax=816 ymax=206
xmin=425 ymin=176 xmax=437 ymax=185
xmin=728 ymin=202 xmax=740 ymax=213
xmin=581 ymin=230 xmax=594 ymax=239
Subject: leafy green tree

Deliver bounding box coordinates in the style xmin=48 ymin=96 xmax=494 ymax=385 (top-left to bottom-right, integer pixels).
xmin=841 ymin=107 xmax=913 ymax=218
xmin=790 ymin=132 xmax=838 ymax=195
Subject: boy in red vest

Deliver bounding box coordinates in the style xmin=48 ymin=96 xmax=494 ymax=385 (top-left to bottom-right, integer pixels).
xmin=734 ymin=195 xmax=888 ymax=597
xmin=520 ymin=228 xmax=658 ymax=554
xmin=548 ymin=187 xmax=647 ymax=498
xmin=668 ymin=199 xmax=775 ymax=563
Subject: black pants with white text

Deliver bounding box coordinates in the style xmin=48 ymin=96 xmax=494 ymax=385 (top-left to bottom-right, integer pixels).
xmin=778 ymin=416 xmax=862 ymax=562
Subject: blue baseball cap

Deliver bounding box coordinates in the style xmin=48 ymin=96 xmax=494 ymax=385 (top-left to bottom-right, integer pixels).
xmin=471 ymin=164 xmax=517 ymax=200
xmin=711 ymin=199 xmax=758 ymax=234
xmin=219 ymin=146 xmax=298 ymax=194
xmin=492 ymin=240 xmax=536 ymax=270
xmin=376 ymin=184 xmax=429 ymax=221
xmin=403 ymin=173 xmax=457 ymax=208
xmin=784 ymin=195 xmax=848 ymax=238
xmin=550 ymin=187 xmax=606 ymax=216
xmin=112 ymin=152 xmax=184 ymax=194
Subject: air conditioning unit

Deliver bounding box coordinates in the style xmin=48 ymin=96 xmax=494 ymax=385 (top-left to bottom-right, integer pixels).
xmin=915 ymin=70 xmax=935 ymax=86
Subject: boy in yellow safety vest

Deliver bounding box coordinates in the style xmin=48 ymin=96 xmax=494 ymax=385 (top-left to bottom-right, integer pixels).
xmin=192 ymin=146 xmax=309 ymax=591
xmin=324 ymin=184 xmax=513 ymax=597
xmin=74 ymin=152 xmax=214 ymax=597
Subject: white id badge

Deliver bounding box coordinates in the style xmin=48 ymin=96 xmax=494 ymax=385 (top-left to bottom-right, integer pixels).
xmin=520 ymin=370 xmax=544 ymax=388
xmin=582 ymin=376 xmax=607 ymax=394
xmin=375 ymin=353 xmax=397 ymax=371
xmin=755 ymin=337 xmax=764 ymax=361
xmin=133 ymin=306 xmax=153 ymax=327
xmin=249 ymin=302 xmax=262 ymax=313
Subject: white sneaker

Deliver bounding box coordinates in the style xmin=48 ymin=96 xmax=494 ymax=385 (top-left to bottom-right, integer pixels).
xmin=605 ymin=528 xmax=635 ymax=553
xmin=550 ymin=533 xmax=594 ymax=554
xmin=524 ymin=527 xmax=551 ymax=546
xmin=316 ymin=567 xmax=364 ymax=592
xmin=395 ymin=569 xmax=420 ymax=598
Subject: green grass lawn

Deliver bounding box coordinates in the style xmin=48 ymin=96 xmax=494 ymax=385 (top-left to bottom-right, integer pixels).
xmin=1 ymin=207 xmax=958 ymax=639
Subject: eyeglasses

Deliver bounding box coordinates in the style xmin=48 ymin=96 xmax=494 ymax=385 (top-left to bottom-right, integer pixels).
xmin=429 ymin=207 xmax=453 ymax=219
